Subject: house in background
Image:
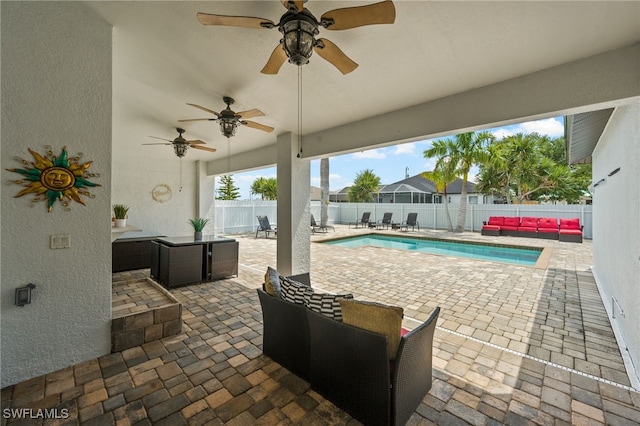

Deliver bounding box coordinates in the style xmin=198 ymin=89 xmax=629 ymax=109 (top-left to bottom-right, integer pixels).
xmin=330 ymin=174 xmax=497 ymax=204
xmin=376 ymin=174 xmax=497 ymax=204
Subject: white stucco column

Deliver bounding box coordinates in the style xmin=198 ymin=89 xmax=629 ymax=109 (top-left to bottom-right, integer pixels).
xmin=276 ymin=132 xmax=311 ymax=276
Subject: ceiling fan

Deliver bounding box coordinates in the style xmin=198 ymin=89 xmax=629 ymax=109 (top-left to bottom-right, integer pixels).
xmin=196 ymin=0 xmax=396 ymax=75
xmin=179 ymin=96 xmax=274 ymax=138
xmin=143 ymin=128 xmax=216 ymax=158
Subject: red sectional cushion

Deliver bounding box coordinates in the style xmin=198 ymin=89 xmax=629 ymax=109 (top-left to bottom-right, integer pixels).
xmin=559 ymin=218 xmax=581 ymax=230
xmin=538 ymin=217 xmax=558 ymax=232
xmin=482 ymin=225 xmax=501 ymax=231
xmin=487 ymin=216 xmax=504 ymax=226
xmin=519 ymin=217 xmax=538 ymax=229
xmin=501 ymin=217 xmax=520 ymax=231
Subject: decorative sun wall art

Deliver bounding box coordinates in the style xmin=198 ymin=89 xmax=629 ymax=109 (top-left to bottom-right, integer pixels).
xmin=6 ymin=146 xmax=101 ymax=212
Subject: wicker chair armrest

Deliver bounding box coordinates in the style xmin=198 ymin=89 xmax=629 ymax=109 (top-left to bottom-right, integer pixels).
xmin=257 ymin=289 xmax=310 ymax=380
xmin=307 ymin=309 xmax=391 ymax=426
xmin=392 ymin=307 xmax=440 ymax=426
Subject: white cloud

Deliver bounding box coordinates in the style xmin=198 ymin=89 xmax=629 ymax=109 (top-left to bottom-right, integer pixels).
xmin=492 ymin=117 xmax=564 ymax=139
xmin=394 ymin=142 xmax=417 ymax=155
xmin=352 ymin=149 xmax=386 ymax=159
xmin=491 ymin=128 xmax=514 ymax=139
xmin=311 ymin=173 xmax=342 ymax=187
xmin=519 ymin=118 xmax=564 ymax=137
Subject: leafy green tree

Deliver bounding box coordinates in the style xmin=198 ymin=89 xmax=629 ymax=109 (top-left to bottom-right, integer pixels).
xmin=348 ymin=169 xmax=381 ymax=202
xmin=422 ymin=156 xmax=457 ymax=232
xmin=216 ymin=175 xmax=240 ymax=200
xmin=423 ymin=131 xmax=494 ymax=232
xmin=250 ymin=176 xmax=277 ymax=200
xmin=476 ymin=133 xmax=591 ymax=204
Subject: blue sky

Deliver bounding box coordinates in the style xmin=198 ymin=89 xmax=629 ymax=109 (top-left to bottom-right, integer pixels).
xmin=223 ymin=117 xmax=565 ymax=200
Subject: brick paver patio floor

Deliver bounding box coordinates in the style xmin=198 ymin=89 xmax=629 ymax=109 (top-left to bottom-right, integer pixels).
xmin=2 ymin=226 xmax=639 ymax=425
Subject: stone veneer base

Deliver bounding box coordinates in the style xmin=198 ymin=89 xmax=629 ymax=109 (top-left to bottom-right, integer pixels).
xmin=111 ymin=278 xmax=182 ymax=352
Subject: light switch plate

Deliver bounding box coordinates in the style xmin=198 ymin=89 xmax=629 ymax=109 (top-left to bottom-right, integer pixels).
xmin=51 ymin=234 xmax=71 ymax=249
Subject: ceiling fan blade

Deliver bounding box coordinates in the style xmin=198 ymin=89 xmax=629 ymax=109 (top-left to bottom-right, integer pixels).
xmin=148 ymin=136 xmax=172 ymax=142
xmin=197 ymin=13 xmax=275 ymax=29
xmin=178 ymin=118 xmax=216 ymax=122
xmin=236 ymin=109 xmax=265 ymax=119
xmin=242 ymin=121 xmax=274 ymax=133
xmin=191 ymin=145 xmax=218 ymax=153
xmin=186 ymin=103 xmax=219 ymax=116
xmin=261 ymin=43 xmax=288 ymax=74
xmin=314 ymin=39 xmax=358 ymax=74
xmin=321 ymin=0 xmax=395 ymax=31
xmin=142 ymin=143 xmax=172 ymax=146
xmin=280 ymin=0 xmax=304 ymax=11
xmin=186 ymin=139 xmax=206 ymax=145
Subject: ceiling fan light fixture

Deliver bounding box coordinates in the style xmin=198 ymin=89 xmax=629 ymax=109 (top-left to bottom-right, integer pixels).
xmin=173 ymin=142 xmax=189 ymax=158
xmin=219 ymin=118 xmax=238 ymax=138
xmin=281 ymin=13 xmax=318 ymax=66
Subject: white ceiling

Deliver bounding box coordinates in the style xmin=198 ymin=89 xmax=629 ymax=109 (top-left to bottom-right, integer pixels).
xmin=84 ymin=1 xmax=640 ymax=164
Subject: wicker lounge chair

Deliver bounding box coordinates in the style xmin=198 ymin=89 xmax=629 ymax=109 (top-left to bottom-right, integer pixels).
xmin=308 ymin=306 xmax=440 ymax=426
xmin=256 ymin=215 xmax=277 ymax=238
xmin=500 ymin=216 xmax=520 ymax=236
xmin=481 ymin=216 xmax=503 ymax=236
xmin=349 ymin=212 xmax=371 ymax=228
xmin=257 ymin=273 xmax=311 ymax=380
xmin=376 ymin=212 xmax=393 ymax=230
xmin=398 ymin=213 xmax=419 ymax=231
xmin=518 ymin=216 xmax=539 ymax=238
xmin=537 ymin=217 xmax=559 ymax=239
xmin=558 ymin=218 xmax=583 ymax=243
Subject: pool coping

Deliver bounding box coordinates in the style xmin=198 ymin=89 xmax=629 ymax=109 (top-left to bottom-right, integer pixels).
xmin=315 ymin=232 xmax=552 ymax=270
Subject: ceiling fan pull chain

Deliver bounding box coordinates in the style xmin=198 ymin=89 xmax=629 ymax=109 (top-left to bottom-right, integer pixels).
xmin=297 ymin=66 xmax=302 ymax=157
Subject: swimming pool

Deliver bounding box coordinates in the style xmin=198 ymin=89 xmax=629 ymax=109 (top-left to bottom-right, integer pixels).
xmin=322 ymin=234 xmax=543 ymax=266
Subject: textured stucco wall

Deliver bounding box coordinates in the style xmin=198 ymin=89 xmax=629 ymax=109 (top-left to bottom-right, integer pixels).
xmin=1 ymin=2 xmax=113 ymax=387
xmin=591 ymin=101 xmax=640 ymax=384
xmin=111 ymin=154 xmax=209 ymax=238
xmin=276 ymin=132 xmax=311 ymax=276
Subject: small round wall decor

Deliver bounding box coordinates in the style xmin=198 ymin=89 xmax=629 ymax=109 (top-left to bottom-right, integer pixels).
xmin=152 ymin=184 xmax=172 ymax=203
xmin=6 ymin=146 xmax=101 ymax=212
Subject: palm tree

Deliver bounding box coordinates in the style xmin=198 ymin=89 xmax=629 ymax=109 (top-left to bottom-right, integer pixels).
xmin=423 ymin=131 xmax=493 ymax=232
xmin=348 ymin=169 xmax=381 ymax=202
xmin=422 ymin=156 xmax=457 ymax=232
xmin=250 ymin=177 xmax=278 ymax=200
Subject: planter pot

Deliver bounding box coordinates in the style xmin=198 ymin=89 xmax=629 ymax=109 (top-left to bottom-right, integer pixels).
xmin=114 ymin=218 xmax=127 ymax=228
xmin=194 ymin=231 xmax=202 ymax=240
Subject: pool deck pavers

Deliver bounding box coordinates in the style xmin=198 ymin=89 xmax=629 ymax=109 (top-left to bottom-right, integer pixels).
xmin=2 ymin=226 xmax=639 ymax=425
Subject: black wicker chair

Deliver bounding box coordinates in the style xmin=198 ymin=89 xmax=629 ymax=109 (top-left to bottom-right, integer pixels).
xmin=256 ymin=273 xmax=311 ymax=380
xmin=307 ymin=306 xmax=440 ymax=426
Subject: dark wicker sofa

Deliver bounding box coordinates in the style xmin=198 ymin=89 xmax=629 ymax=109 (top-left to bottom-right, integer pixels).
xmin=257 ymin=274 xmax=440 ymax=426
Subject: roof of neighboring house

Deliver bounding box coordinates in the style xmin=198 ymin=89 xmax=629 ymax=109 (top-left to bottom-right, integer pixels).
xmin=379 ymin=174 xmax=477 ymax=195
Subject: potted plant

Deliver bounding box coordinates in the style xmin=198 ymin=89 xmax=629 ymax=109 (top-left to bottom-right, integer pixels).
xmin=189 ymin=217 xmax=209 ymax=240
xmin=112 ymin=204 xmax=130 ymax=228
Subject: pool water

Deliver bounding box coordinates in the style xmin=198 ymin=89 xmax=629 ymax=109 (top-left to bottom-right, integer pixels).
xmin=323 ymin=234 xmax=541 ymax=266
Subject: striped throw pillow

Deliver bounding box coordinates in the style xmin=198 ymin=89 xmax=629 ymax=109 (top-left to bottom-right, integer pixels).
xmin=304 ymin=292 xmax=353 ymax=321
xmin=280 ymin=276 xmax=313 ymax=305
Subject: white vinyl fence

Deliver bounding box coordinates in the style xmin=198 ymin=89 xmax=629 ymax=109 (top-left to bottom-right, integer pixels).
xmin=211 ymin=200 xmax=593 ymax=239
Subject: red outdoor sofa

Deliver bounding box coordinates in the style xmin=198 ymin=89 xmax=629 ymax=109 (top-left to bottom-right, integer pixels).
xmin=481 ymin=216 xmax=583 ymax=243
